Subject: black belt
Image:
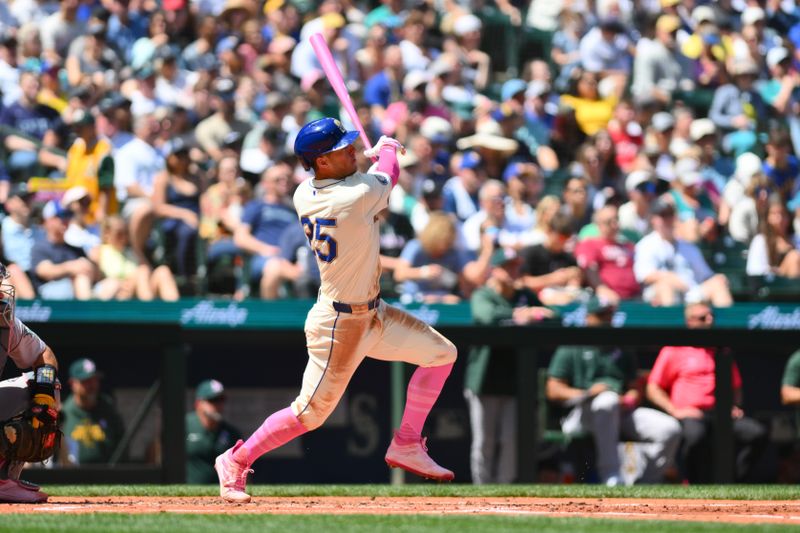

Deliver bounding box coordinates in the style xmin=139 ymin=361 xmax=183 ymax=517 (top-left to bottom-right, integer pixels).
xmin=331 ymin=295 xmax=381 ymax=314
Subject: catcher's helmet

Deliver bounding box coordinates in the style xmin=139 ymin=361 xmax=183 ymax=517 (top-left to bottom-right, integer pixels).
xmin=294 ymin=117 xmax=359 ymax=170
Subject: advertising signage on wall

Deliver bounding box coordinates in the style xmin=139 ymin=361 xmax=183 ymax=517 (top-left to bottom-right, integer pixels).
xmin=13 ymin=300 xmax=800 ymax=330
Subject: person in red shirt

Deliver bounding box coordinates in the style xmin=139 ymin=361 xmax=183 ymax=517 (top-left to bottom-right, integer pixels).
xmin=606 ymin=98 xmax=643 ymax=173
xmin=575 ymin=205 xmax=641 ymax=303
xmin=646 ymin=303 xmax=767 ymax=483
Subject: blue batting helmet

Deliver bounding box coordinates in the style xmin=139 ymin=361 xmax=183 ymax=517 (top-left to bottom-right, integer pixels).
xmin=294 ymin=117 xmax=359 ymax=170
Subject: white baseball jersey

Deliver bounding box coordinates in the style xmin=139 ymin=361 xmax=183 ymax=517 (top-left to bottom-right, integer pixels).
xmin=293 ymin=170 xmax=392 ymax=303
xmin=0 ymin=317 xmax=46 ymax=376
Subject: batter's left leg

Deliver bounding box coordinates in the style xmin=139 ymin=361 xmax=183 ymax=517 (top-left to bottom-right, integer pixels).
xmin=369 ymin=304 xmax=457 ymax=481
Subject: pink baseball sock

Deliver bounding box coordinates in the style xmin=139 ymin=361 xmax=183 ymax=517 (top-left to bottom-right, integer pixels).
xmin=234 ymin=407 xmax=307 ymax=465
xmin=394 ymin=363 xmax=454 ymax=445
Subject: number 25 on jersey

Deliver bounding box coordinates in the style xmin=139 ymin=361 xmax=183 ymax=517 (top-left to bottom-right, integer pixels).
xmin=301 ymin=216 xmax=338 ymax=263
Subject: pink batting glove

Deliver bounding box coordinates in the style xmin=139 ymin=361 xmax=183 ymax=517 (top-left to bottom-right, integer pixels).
xmin=363 ymin=135 xmax=406 ymax=159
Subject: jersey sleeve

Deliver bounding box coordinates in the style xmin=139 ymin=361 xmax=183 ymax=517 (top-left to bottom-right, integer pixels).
xmin=547 ymin=347 xmax=574 ymax=383
xmin=782 ymin=351 xmax=800 ymax=386
xmin=6 ymin=317 xmax=46 ymax=369
xmin=362 ymin=172 xmax=392 ymax=220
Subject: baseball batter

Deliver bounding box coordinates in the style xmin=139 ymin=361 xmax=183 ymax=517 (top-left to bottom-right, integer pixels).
xmin=216 ymin=118 xmax=457 ymax=503
xmin=0 ymin=264 xmax=61 ymax=503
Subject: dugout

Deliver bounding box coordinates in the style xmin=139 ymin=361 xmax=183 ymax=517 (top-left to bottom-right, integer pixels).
xmin=11 ymin=300 xmax=800 ymax=485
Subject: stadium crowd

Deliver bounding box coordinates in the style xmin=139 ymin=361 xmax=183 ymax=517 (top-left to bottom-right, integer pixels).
xmin=0 ymin=0 xmax=797 ymax=304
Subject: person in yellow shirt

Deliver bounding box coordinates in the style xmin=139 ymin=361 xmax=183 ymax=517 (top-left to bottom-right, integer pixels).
xmin=560 ymin=71 xmax=617 ymax=136
xmin=63 ymin=109 xmax=117 ymax=224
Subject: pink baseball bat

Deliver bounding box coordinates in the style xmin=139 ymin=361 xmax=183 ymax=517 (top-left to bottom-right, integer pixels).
xmin=309 ymin=32 xmax=375 ymax=160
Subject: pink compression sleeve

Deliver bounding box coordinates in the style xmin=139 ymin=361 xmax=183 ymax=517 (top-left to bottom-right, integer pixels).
xmin=376 ymin=144 xmax=400 ymax=187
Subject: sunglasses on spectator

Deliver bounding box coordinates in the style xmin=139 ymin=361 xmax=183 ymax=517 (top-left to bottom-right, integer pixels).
xmin=688 ymin=312 xmax=713 ymax=321
xmin=597 ymin=217 xmax=618 ymax=226
xmin=567 ymin=187 xmax=587 ymax=194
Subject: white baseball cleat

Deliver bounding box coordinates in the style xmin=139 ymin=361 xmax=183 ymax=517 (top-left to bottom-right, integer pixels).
xmin=214 ymin=440 xmax=254 ymax=503
xmin=385 ymin=434 xmax=454 ymax=482
xmin=0 ymin=479 xmax=48 ymax=503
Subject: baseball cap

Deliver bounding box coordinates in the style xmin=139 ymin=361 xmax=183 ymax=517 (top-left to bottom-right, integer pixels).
xmin=264 ymin=92 xmax=290 ymax=110
xmin=213 ymin=77 xmax=237 ymax=101
xmin=459 ymin=151 xmax=482 ymax=170
xmin=674 ymin=156 xmax=700 ymax=176
xmin=421 ymin=178 xmax=443 ymax=198
xmin=453 ymin=14 xmax=481 ymax=36
xmin=656 ymin=15 xmax=681 ymax=34
xmin=42 ymin=200 xmax=72 ymax=220
xmin=420 ymin=116 xmax=453 ymax=144
xmin=660 ymin=0 xmax=680 ymax=7
xmin=692 ymin=5 xmax=716 ymax=24
xmin=651 ymin=112 xmax=675 ymax=133
xmin=403 ymin=70 xmax=430 ymax=93
xmin=61 ymin=186 xmax=90 ymax=208
xmin=741 ymin=6 xmax=765 ymax=26
xmin=501 ymin=79 xmax=527 ymax=102
xmin=69 ymin=358 xmax=101 ymax=381
xmin=767 ymin=47 xmax=790 ymax=69
xmin=196 ymin=379 xmax=226 ymax=401
xmin=734 ymin=152 xmax=763 ymax=184
xmin=689 ymin=118 xmax=716 ymax=141
xmin=490 ymin=247 xmax=518 ymax=267
xmin=679 ymin=171 xmax=702 ymax=187
xmin=625 ymin=170 xmax=653 ymax=193
xmin=398 ymin=149 xmax=420 ymax=169
xmin=320 ymin=12 xmax=346 ymax=30
xmin=598 ymin=16 xmax=626 ymax=33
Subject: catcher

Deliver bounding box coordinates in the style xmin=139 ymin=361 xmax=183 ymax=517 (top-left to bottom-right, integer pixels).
xmin=0 ymin=263 xmax=61 ymax=503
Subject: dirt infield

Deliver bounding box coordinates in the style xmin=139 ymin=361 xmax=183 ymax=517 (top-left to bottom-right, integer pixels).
xmin=2 ymin=497 xmax=800 ymax=524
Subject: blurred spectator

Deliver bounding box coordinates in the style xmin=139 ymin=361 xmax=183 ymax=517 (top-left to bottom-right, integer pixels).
xmin=442 ymin=151 xmax=485 ymax=222
xmin=152 ymin=139 xmax=203 ymax=281
xmin=667 ymin=165 xmax=716 ymax=244
xmin=462 ymin=180 xmax=536 ymax=253
xmin=456 ymin=120 xmax=520 ymax=180
xmin=780 ymin=349 xmax=800 ymax=406
xmin=746 ymin=197 xmax=800 ymax=278
xmin=464 ymin=247 xmax=552 ymax=484
xmin=65 ymin=20 xmax=121 ymax=90
xmin=720 ymin=152 xmax=762 ymax=229
xmin=186 ymin=379 xmax=242 ymax=484
xmin=234 ymin=163 xmax=295 ymax=299
xmin=631 ymin=14 xmax=690 ymax=106
xmin=547 ymin=297 xmax=681 ymax=486
xmin=1 ymin=182 xmax=39 ymax=299
xmin=450 ymin=13 xmax=490 ymax=91
xmin=560 ymin=70 xmax=616 ymax=136
xmin=619 ymin=170 xmax=656 ymax=240
xmin=728 ymin=172 xmax=773 ymax=244
xmin=92 ymin=215 xmax=179 ymax=301
xmin=40 ymin=0 xmax=84 ymax=61
xmin=394 ymin=212 xmax=475 ymax=304
xmin=578 ymin=17 xmax=632 ymax=80
xmin=31 ymin=200 xmax=99 ymax=300
xmin=606 ymin=98 xmax=642 ymax=173
xmin=575 ymin=205 xmax=640 ymax=303
xmin=113 ymin=112 xmax=164 ymax=265
xmin=551 ymin=10 xmax=586 ymax=93
xmin=504 ymin=162 xmax=542 ymax=242
xmin=0 ymin=70 xmax=67 ymax=180
xmin=519 ymin=212 xmax=583 ymax=306
xmin=634 ymin=201 xmax=732 ymax=307
xmin=561 ymin=176 xmax=592 ymax=229
xmin=61 ymin=358 xmax=126 ymax=465
xmin=63 ymin=109 xmax=117 ymax=225
xmin=62 ymin=185 xmax=101 ymax=254
xmin=763 ymin=129 xmax=799 ymax=202
xmin=709 ymin=58 xmax=765 ymax=157
xmin=363 ymin=45 xmax=404 ymax=126
xmin=200 ymin=155 xmax=247 ymax=262
xmin=194 ymin=78 xmax=251 ymax=162
xmin=646 ymin=303 xmax=768 ymax=483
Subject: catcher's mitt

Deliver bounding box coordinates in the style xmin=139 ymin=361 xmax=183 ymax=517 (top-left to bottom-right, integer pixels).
xmin=0 ymin=405 xmax=61 ymax=463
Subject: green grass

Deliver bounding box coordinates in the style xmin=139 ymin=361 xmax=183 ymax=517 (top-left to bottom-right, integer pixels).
xmin=0 ymin=515 xmax=794 ymax=533
xmin=45 ymin=484 xmax=800 ymax=500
